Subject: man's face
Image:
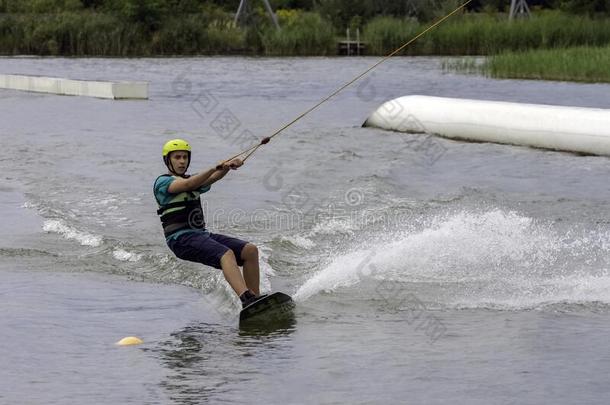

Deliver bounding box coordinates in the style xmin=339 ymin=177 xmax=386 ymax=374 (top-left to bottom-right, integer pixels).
xmin=169 ymin=151 xmax=189 ymax=175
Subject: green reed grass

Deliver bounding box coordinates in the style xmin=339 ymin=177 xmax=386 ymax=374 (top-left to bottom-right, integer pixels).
xmin=486 ymin=46 xmax=610 ymax=83
xmin=2 ymin=10 xmax=610 ymax=57
xmin=364 ymin=12 xmax=610 ymax=56
xmin=0 ymin=11 xmax=245 ymax=56
xmin=259 ymin=12 xmax=335 ymax=56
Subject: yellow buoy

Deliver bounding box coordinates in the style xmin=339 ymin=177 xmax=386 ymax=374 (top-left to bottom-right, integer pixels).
xmin=116 ymin=336 xmax=143 ymax=346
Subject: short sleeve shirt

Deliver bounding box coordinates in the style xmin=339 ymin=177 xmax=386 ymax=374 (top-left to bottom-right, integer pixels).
xmin=153 ymin=175 xmax=211 ymax=241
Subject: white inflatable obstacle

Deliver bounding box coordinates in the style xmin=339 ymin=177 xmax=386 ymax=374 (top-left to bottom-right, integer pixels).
xmin=0 ymin=74 xmax=148 ymax=99
xmin=363 ymin=95 xmax=610 ymax=156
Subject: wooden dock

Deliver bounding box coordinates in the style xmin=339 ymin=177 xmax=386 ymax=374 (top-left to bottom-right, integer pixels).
xmin=337 ymin=28 xmax=366 ymax=56
xmin=337 ymin=40 xmax=366 ymax=56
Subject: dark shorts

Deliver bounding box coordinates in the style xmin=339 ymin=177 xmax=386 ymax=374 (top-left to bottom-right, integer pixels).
xmin=167 ymin=232 xmax=248 ymax=270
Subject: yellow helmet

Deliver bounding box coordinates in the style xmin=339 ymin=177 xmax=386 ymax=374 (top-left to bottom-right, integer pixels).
xmin=162 ymin=139 xmax=191 ymax=174
xmin=162 ymin=139 xmax=191 ymax=157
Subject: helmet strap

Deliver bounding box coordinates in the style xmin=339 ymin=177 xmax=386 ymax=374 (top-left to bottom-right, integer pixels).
xmin=184 ymin=151 xmax=191 ymax=173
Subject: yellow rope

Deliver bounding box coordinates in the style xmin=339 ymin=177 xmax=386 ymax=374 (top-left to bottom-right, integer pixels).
xmin=221 ymin=0 xmax=472 ymax=167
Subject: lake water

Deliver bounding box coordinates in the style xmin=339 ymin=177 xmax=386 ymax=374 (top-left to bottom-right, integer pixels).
xmin=1 ymin=56 xmax=609 ymax=404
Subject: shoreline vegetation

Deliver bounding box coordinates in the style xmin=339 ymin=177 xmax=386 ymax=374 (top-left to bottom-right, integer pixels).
xmin=487 ymin=46 xmax=610 ymax=83
xmin=1 ymin=1 xmax=610 ymax=82
xmin=443 ymin=46 xmax=610 ymax=83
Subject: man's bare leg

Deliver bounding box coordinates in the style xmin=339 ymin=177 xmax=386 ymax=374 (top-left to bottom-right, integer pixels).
xmin=241 ymin=243 xmax=260 ymax=296
xmin=220 ymin=250 xmax=248 ymax=296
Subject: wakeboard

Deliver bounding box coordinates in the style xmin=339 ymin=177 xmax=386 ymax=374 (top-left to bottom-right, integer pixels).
xmin=239 ymin=292 xmax=295 ymax=325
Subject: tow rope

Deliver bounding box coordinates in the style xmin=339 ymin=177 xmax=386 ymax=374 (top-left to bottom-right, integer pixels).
xmin=218 ymin=0 xmax=472 ymax=169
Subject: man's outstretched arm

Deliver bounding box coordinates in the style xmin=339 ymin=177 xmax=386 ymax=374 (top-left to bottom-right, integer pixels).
xmin=167 ymin=166 xmax=217 ymax=193
xmin=202 ymin=158 xmax=243 ymax=186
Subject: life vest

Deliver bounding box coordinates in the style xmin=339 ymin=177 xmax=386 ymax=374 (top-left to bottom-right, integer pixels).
xmin=154 ymin=174 xmax=205 ymax=238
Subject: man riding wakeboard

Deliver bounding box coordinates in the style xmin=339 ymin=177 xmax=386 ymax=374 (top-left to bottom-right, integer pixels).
xmin=153 ymin=139 xmax=262 ymax=309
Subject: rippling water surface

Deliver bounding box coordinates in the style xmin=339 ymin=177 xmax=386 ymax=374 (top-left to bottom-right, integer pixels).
xmin=1 ymin=56 xmax=609 ymax=404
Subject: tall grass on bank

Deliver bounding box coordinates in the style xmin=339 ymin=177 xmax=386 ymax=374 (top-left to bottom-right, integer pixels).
xmin=0 ymin=12 xmax=245 ymax=56
xmin=362 ymin=16 xmax=420 ymax=56
xmin=443 ymin=47 xmax=610 ymax=83
xmin=364 ymin=12 xmax=610 ymax=56
xmin=259 ymin=12 xmax=335 ymax=56
xmin=152 ymin=16 xmax=245 ymax=55
xmin=0 ymin=12 xmax=143 ymax=55
xmin=486 ymin=46 xmax=610 ymax=83
xmin=3 ymin=10 xmax=610 ymax=57
xmin=0 ymin=10 xmax=331 ymax=56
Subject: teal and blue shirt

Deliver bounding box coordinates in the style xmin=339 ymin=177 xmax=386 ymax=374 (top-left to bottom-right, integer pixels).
xmin=153 ymin=175 xmax=211 ymax=241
